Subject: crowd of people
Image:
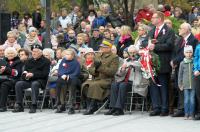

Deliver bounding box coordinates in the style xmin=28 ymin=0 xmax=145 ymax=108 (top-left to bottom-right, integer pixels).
xmin=0 ymin=3 xmax=200 ymax=121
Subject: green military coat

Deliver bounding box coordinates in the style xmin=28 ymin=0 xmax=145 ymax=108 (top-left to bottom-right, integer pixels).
xmin=81 ymin=51 xmax=119 ymax=101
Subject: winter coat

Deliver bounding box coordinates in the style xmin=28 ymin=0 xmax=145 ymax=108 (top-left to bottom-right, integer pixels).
xmin=22 ymin=56 xmax=51 ymax=89
xmin=81 ymin=52 xmax=119 ymax=100
xmin=194 ymin=44 xmax=200 ymax=72
xmin=178 ymin=58 xmax=195 ymax=89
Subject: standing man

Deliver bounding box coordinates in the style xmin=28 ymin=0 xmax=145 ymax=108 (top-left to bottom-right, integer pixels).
xmin=171 ymin=22 xmax=198 ymax=117
xmin=32 ymin=5 xmax=42 ymax=29
xmin=13 ymin=44 xmax=50 ymax=113
xmin=148 ymin=11 xmax=175 ymax=116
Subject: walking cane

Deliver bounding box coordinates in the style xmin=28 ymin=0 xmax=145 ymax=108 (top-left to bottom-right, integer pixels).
xmin=129 ymin=85 xmax=135 ymax=114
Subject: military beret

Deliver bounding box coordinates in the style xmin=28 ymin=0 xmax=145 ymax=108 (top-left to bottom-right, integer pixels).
xmin=31 ymin=44 xmax=43 ymax=51
xmin=99 ymin=39 xmax=112 ymax=48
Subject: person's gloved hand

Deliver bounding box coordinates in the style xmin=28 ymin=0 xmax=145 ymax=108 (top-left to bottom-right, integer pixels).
xmin=94 ymin=60 xmax=102 ymax=69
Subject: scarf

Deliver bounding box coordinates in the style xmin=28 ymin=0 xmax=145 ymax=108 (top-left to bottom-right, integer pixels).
xmin=85 ymin=59 xmax=93 ymax=66
xmin=26 ymin=34 xmax=40 ymax=45
xmin=119 ymin=35 xmax=131 ymax=44
xmin=184 ymin=58 xmax=193 ymax=63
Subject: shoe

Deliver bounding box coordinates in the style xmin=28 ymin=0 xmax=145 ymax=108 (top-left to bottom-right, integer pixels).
xmin=160 ymin=112 xmax=169 ymax=116
xmin=29 ymin=105 xmax=37 ymax=113
xmin=172 ymin=111 xmax=184 ymax=117
xmin=12 ymin=104 xmax=24 ymax=113
xmin=83 ymin=108 xmax=97 ymax=115
xmin=188 ymin=116 xmax=194 ymax=120
xmin=104 ymin=109 xmax=116 ymax=115
xmin=184 ymin=115 xmax=189 ymax=120
xmin=169 ymin=109 xmax=174 ymax=115
xmin=112 ymin=109 xmax=124 ymax=116
xmin=55 ymin=105 xmax=66 ymax=113
xmin=194 ymin=114 xmax=200 ymax=120
xmin=68 ymin=108 xmax=75 ymax=114
xmin=149 ymin=111 xmax=161 ymax=116
xmin=0 ymin=107 xmax=7 ymax=112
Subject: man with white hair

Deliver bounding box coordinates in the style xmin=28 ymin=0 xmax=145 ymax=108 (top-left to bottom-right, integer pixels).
xmin=171 ymin=22 xmax=198 ymax=117
xmin=13 ymin=44 xmax=50 ymax=113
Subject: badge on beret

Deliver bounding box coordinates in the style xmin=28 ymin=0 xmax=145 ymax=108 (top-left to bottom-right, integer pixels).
xmin=31 ymin=44 xmax=43 ymax=51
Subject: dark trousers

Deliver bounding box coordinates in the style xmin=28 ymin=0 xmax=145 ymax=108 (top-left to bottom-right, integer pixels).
xmin=56 ymin=78 xmax=80 ymax=108
xmin=174 ymin=67 xmax=184 ymax=111
xmin=15 ymin=80 xmax=42 ymax=105
xmin=149 ymin=73 xmax=170 ymax=113
xmin=0 ymin=81 xmax=15 ymax=108
xmin=194 ymin=76 xmax=200 ymax=114
xmin=109 ymin=81 xmax=132 ymax=109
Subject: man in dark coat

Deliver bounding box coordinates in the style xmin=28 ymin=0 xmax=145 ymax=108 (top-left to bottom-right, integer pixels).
xmin=13 ymin=44 xmax=50 ymax=113
xmin=148 ymin=11 xmax=175 ymax=116
xmin=88 ymin=28 xmax=103 ymax=51
xmin=32 ymin=6 xmax=42 ymax=29
xmin=171 ymin=22 xmax=198 ymax=117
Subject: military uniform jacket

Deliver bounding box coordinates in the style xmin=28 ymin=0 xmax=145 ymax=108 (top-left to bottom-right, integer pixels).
xmin=82 ymin=52 xmax=119 ymax=100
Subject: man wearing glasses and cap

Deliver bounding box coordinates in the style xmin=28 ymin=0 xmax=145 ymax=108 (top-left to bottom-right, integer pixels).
xmin=13 ymin=44 xmax=50 ymax=113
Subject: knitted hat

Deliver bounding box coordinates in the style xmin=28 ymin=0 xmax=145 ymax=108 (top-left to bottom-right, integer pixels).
xmin=28 ymin=27 xmax=37 ymax=33
xmin=84 ymin=48 xmax=95 ymax=57
xmin=128 ymin=45 xmax=137 ymax=53
xmin=184 ymin=45 xmax=193 ymax=53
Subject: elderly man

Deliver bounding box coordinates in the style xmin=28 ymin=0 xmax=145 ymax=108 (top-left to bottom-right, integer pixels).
xmin=13 ymin=44 xmax=50 ymax=113
xmin=171 ymin=22 xmax=198 ymax=117
xmin=88 ymin=28 xmax=103 ymax=51
xmin=148 ymin=11 xmax=175 ymax=116
xmin=82 ymin=39 xmax=119 ymax=115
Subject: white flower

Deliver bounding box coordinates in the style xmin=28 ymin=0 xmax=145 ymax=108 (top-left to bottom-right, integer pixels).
xmin=162 ymin=29 xmax=166 ymax=35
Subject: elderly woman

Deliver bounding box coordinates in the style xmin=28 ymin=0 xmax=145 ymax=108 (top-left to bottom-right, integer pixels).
xmin=0 ymin=47 xmax=23 ymax=112
xmin=3 ymin=31 xmax=21 ymax=51
xmin=134 ymin=24 xmax=149 ymax=51
xmin=80 ymin=48 xmax=95 ymax=83
xmin=24 ymin=27 xmax=42 ymax=52
xmin=43 ymin=48 xmax=55 ymax=62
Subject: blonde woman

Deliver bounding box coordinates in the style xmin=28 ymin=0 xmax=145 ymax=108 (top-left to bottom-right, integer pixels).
xmin=117 ymin=25 xmax=133 ymax=58
xmin=3 ymin=31 xmax=21 ymax=51
xmin=134 ymin=24 xmax=149 ymax=51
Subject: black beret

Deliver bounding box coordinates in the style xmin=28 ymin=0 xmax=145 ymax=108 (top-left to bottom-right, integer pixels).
xmin=31 ymin=44 xmax=43 ymax=51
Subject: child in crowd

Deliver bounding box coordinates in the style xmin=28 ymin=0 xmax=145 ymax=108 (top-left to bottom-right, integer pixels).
xmin=56 ymin=48 xmax=81 ymax=114
xmin=178 ymin=45 xmax=195 ymax=120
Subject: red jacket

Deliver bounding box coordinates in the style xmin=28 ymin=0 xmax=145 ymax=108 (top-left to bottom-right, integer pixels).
xmin=135 ymin=9 xmax=153 ymax=23
xmin=195 ymin=33 xmax=200 ymax=41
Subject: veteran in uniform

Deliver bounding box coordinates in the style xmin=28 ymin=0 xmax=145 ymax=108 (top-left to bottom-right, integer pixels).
xmin=82 ymin=40 xmax=119 ymax=115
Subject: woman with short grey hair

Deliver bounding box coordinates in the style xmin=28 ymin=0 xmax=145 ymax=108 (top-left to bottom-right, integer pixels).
xmin=0 ymin=47 xmax=23 ymax=112
xmin=43 ymin=48 xmax=55 ymax=61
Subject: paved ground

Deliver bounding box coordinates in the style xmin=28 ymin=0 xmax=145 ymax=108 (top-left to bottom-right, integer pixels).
xmin=0 ymin=109 xmax=200 ymax=132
